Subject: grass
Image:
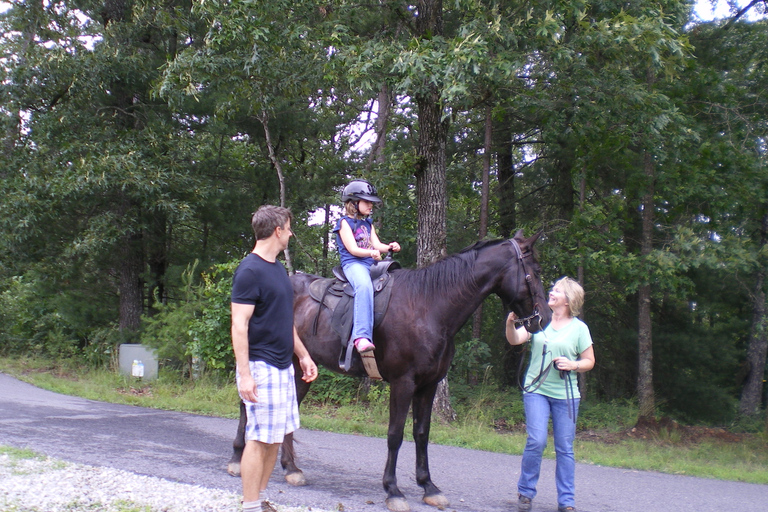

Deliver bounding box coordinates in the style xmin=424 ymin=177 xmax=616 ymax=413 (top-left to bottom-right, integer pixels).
xmin=1 ymin=355 xmax=767 ymax=485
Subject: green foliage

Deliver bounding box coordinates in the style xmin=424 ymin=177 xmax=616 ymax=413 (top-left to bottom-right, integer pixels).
xmin=453 ymin=337 xmax=492 ymax=384
xmin=2 ymin=0 xmax=768 ymax=425
xmin=302 ymin=367 xmax=390 ymax=406
xmin=141 ymin=260 xmax=239 ymax=378
xmin=188 ymin=261 xmax=240 ymax=373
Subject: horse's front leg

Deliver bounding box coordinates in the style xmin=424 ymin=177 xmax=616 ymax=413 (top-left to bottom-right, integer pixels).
xmin=412 ymin=384 xmax=449 ymax=508
xmin=383 ymin=379 xmax=416 ymax=512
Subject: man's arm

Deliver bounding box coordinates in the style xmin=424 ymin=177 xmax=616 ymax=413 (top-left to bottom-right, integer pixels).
xmin=232 ymin=302 xmax=257 ymax=402
xmin=293 ymin=327 xmax=318 ymax=383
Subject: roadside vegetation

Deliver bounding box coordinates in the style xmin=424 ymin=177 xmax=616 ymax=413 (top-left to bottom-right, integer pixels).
xmin=2 ymin=356 xmax=766 ymax=486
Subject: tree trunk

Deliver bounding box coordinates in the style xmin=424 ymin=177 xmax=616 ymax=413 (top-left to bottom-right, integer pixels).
xmin=366 ymin=83 xmax=392 ymax=169
xmin=637 ymin=151 xmax=655 ymax=420
xmin=322 ymin=203 xmax=331 ymax=277
xmin=495 ymin=114 xmax=516 ymax=238
xmin=577 ymin=174 xmax=587 ymax=398
xmin=118 ymin=230 xmax=144 ymax=334
xmin=414 ymin=87 xmax=448 ymax=267
xmin=147 ymin=211 xmax=169 ymax=316
xmin=414 ymin=0 xmax=454 ymax=420
xmin=471 ymin=106 xmax=492 ymax=345
xmin=738 ymin=210 xmax=768 ymax=417
xmin=259 ymin=112 xmax=293 ymax=273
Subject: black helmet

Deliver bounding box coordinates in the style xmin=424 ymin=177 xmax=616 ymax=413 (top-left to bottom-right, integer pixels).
xmin=342 ymin=179 xmax=381 ymax=203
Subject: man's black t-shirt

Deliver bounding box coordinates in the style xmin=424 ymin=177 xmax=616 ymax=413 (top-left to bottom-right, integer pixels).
xmin=231 ymin=253 xmax=294 ymax=369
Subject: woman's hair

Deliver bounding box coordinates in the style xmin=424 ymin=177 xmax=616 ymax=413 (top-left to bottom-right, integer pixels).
xmin=555 ymin=276 xmax=585 ymax=317
xmin=251 ymin=205 xmax=292 ymax=240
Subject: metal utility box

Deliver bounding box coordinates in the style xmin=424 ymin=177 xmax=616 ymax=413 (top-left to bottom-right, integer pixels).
xmin=118 ymin=344 xmax=159 ymax=381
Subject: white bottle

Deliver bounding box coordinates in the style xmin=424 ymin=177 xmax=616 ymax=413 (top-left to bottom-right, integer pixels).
xmin=136 ymin=360 xmax=145 ymax=378
xmin=131 ymin=359 xmax=139 ymax=377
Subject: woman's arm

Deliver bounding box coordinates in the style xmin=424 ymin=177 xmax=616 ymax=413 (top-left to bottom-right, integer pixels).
xmin=505 ymin=312 xmax=531 ymax=346
xmin=554 ymin=345 xmax=595 ymax=373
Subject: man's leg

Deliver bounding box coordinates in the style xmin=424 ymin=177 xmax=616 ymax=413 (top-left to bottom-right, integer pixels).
xmin=241 ymin=440 xmax=281 ymax=502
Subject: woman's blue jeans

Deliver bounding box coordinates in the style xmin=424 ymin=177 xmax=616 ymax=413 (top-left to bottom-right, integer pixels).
xmin=343 ymin=261 xmax=374 ymax=341
xmin=518 ymin=392 xmax=580 ymax=508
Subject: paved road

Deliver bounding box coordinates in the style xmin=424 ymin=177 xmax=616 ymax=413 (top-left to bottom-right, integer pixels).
xmin=1 ymin=372 xmax=766 ymax=512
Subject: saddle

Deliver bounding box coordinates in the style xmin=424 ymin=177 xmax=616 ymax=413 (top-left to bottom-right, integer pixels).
xmin=308 ymin=257 xmax=401 ymax=378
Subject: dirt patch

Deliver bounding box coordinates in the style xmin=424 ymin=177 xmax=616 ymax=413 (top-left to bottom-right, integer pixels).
xmin=598 ymin=416 xmax=745 ymax=445
xmin=499 ymin=416 xmax=747 ymax=446
xmin=117 ymin=386 xmax=154 ymax=397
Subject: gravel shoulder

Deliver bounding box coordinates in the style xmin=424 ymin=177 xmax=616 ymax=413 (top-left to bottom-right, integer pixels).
xmin=0 ymin=450 xmax=326 ymax=512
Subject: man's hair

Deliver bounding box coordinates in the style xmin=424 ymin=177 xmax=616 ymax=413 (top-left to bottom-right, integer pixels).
xmin=555 ymin=276 xmax=585 ymax=317
xmin=251 ymin=205 xmax=292 ymax=240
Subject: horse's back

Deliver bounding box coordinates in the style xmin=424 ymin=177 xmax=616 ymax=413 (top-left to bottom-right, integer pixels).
xmin=290 ymin=271 xmax=368 ymax=378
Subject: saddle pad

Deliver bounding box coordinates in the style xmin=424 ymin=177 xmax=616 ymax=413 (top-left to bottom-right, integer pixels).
xmin=308 ymin=276 xmax=394 ymax=336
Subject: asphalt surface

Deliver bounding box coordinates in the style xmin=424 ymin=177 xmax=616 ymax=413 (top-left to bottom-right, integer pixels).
xmin=1 ymin=372 xmax=766 ymax=512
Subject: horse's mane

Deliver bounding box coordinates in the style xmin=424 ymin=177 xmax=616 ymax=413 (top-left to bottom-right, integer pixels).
xmin=397 ymin=239 xmax=509 ymax=298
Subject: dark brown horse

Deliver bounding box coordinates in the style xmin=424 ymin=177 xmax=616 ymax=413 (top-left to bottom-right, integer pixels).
xmin=228 ymin=231 xmax=551 ymax=512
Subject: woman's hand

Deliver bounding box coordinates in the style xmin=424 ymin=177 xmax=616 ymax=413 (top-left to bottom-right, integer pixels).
xmin=554 ymin=356 xmax=578 ymax=372
xmin=505 ymin=312 xmax=530 ymax=346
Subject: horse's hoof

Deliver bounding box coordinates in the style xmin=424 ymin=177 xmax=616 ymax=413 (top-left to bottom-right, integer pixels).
xmin=423 ymin=493 xmax=449 ymax=509
xmin=385 ymin=497 xmax=410 ymax=512
xmin=285 ymin=470 xmax=307 ymax=486
xmin=227 ymin=462 xmax=241 ymax=477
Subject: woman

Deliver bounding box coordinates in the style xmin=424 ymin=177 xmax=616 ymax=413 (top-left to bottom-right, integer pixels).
xmin=506 ymin=277 xmax=595 ymax=512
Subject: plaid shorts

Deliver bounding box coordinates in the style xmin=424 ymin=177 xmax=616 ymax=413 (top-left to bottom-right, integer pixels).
xmin=237 ymin=360 xmax=299 ymax=444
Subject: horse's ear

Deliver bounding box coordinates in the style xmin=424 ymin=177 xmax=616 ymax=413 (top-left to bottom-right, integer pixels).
xmin=527 ymin=230 xmax=543 ymax=247
xmin=513 ymin=229 xmax=525 ymax=240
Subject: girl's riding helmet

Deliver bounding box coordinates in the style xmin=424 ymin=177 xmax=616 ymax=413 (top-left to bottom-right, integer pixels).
xmin=342 ymin=179 xmax=381 ymax=203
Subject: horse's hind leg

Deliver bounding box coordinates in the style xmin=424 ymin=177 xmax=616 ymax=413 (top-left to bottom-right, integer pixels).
xmin=227 ymin=400 xmax=247 ymax=477
xmin=280 ymin=369 xmax=312 ymax=486
xmin=412 ymin=384 xmax=449 ymax=509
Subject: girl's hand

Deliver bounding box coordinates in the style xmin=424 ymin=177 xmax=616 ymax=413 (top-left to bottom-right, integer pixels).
xmin=389 ymin=242 xmax=401 ymax=253
xmin=371 ymin=250 xmax=382 ymax=261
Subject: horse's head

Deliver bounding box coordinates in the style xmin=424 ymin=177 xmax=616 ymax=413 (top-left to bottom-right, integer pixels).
xmin=497 ymin=230 xmax=551 ymax=333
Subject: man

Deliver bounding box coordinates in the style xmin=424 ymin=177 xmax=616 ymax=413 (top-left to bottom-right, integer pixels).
xmin=231 ymin=205 xmax=318 ymax=512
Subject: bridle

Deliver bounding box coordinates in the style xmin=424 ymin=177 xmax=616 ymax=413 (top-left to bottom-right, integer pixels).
xmin=508 ymin=238 xmax=543 ymax=333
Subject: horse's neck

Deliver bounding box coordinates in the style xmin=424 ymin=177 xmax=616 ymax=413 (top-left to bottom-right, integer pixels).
xmin=417 ymin=251 xmax=503 ymax=332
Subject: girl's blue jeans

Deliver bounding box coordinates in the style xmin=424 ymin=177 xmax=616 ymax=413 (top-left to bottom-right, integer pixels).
xmin=518 ymin=392 xmax=580 ymax=508
xmin=343 ymin=261 xmax=374 ymax=341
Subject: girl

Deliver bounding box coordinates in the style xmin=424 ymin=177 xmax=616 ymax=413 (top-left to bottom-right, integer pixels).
xmin=333 ymin=179 xmax=400 ymax=353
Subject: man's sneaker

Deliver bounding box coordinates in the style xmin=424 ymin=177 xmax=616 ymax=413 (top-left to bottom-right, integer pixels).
xmin=354 ymin=338 xmax=375 ymax=353
xmin=260 ymin=499 xmax=278 ymax=512
xmin=517 ymin=494 xmax=532 ymax=512
xmin=558 ymin=507 xmax=575 ymax=512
